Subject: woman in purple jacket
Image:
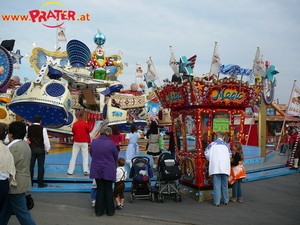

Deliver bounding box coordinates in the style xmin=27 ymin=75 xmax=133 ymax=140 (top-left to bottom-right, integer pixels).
xmin=90 ymin=126 xmax=118 ymax=217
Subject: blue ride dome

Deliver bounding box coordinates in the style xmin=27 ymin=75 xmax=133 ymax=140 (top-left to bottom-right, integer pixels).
xmin=66 ymin=40 xmax=91 ymax=67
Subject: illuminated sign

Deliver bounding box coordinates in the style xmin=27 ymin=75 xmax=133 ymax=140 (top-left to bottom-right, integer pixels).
xmin=210 ymin=88 xmax=247 ymax=104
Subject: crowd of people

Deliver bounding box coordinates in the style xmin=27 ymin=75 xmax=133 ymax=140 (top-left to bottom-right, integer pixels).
xmin=0 ymin=114 xmax=299 ymax=221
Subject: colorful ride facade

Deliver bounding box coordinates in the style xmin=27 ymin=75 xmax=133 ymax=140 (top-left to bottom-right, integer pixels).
xmin=155 ymin=77 xmax=262 ymax=201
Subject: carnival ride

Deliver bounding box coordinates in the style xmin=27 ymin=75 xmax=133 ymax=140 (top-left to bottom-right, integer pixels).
xmin=3 ymin=31 xmax=153 ymax=137
xmin=2 ymin=31 xmax=296 ymax=201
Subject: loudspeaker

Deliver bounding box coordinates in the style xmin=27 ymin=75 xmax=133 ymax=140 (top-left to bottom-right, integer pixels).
xmin=1 ymin=40 xmax=15 ymax=51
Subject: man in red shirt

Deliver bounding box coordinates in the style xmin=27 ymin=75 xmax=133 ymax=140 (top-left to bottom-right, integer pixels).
xmin=67 ymin=111 xmax=91 ymax=176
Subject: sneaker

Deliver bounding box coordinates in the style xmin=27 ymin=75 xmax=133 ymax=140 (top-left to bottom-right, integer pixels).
xmin=116 ymin=205 xmax=122 ymax=209
xmin=92 ymin=200 xmax=95 ymax=207
xmin=214 ymin=204 xmax=220 ymax=207
xmin=67 ymin=173 xmax=73 ymax=175
xmin=84 ymin=171 xmax=90 ymax=176
xmin=223 ymin=202 xmax=228 ymax=205
xmin=120 ymin=205 xmax=123 ymax=209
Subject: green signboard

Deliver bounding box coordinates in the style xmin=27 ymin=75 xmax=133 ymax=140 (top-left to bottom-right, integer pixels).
xmin=213 ymin=118 xmax=229 ymax=132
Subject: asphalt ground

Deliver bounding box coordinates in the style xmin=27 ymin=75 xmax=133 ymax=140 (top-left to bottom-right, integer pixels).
xmin=7 ymin=172 xmax=300 ymax=225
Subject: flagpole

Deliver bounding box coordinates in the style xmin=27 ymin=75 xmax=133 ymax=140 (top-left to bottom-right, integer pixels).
xmin=275 ymin=79 xmax=297 ymax=152
xmin=135 ymin=61 xmax=137 ymax=84
xmin=150 ymin=56 xmax=162 ymax=86
xmin=56 ymin=25 xmax=58 ymax=49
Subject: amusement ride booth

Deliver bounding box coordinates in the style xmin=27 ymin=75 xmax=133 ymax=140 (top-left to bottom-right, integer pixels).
xmin=155 ymin=74 xmax=262 ymax=201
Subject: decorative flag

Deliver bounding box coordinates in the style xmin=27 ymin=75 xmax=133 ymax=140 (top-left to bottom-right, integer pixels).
xmin=188 ymin=55 xmax=197 ymax=70
xmin=210 ymin=41 xmax=221 ymax=75
xmin=145 ymin=58 xmax=158 ymax=82
xmin=286 ymin=83 xmax=300 ymax=117
xmin=178 ymin=56 xmax=193 ymax=74
xmin=169 ymin=46 xmax=179 ymax=76
xmin=252 ymin=46 xmax=266 ymax=77
xmin=58 ymin=27 xmax=67 ymax=42
xmin=135 ymin=62 xmax=144 ymax=79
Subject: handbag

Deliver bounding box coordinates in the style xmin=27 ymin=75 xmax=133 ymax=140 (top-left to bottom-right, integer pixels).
xmin=228 ymin=162 xmax=247 ymax=185
xmin=12 ymin=194 xmax=34 ymax=215
xmin=26 ymin=194 xmax=34 ymax=210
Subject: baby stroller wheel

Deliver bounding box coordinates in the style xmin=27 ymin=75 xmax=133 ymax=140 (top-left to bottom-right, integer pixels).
xmin=151 ymin=192 xmax=155 ymax=202
xmin=175 ymin=193 xmax=182 ymax=202
xmin=178 ymin=194 xmax=182 ymax=202
xmin=130 ymin=194 xmax=133 ymax=203
xmin=161 ymin=194 xmax=164 ymax=203
xmin=157 ymin=194 xmax=164 ymax=203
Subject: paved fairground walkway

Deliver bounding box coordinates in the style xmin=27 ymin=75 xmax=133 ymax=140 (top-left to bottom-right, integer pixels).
xmin=8 ymin=138 xmax=299 ymax=224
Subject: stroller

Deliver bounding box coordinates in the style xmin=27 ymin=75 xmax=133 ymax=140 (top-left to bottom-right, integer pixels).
xmin=155 ymin=152 xmax=182 ymax=203
xmin=129 ymin=156 xmax=154 ymax=203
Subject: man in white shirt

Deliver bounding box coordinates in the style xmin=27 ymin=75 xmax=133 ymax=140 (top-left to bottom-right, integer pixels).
xmin=205 ymin=132 xmax=231 ymax=206
xmin=27 ymin=116 xmax=51 ymax=188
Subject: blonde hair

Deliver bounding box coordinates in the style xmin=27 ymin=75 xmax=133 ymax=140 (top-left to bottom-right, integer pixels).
xmin=233 ymin=141 xmax=244 ymax=161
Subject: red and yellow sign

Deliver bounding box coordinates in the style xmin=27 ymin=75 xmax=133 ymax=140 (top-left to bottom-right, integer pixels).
xmin=155 ymin=86 xmax=189 ymax=108
xmin=210 ymin=88 xmax=247 ymax=104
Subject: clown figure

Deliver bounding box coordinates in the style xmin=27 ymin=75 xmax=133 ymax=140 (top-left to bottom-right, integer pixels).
xmin=87 ymin=47 xmax=118 ymax=80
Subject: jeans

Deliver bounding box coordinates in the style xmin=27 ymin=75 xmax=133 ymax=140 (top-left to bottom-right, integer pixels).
xmin=95 ymin=179 xmax=115 ymax=216
xmin=68 ymin=142 xmax=89 ymax=174
xmin=280 ymin=144 xmax=290 ymax=154
xmin=30 ymin=147 xmax=46 ymax=185
xmin=0 ymin=193 xmax=36 ymax=225
xmin=212 ymin=174 xmax=229 ymax=205
xmin=231 ymin=179 xmax=243 ymax=200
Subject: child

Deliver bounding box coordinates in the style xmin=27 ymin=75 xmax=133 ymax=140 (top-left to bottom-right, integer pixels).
xmin=230 ymin=141 xmax=245 ymax=203
xmin=109 ymin=125 xmax=123 ymax=153
xmin=125 ymin=125 xmax=140 ymax=165
xmin=91 ymin=179 xmax=97 ymax=207
xmin=114 ymin=157 xmax=127 ymax=209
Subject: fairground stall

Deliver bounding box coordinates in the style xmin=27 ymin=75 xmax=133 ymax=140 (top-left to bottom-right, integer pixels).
xmin=155 ymin=76 xmax=262 ymax=201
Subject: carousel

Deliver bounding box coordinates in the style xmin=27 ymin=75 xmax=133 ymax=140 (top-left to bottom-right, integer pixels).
xmin=6 ymin=31 xmax=151 ymax=138
xmin=155 ymin=72 xmax=263 ymax=201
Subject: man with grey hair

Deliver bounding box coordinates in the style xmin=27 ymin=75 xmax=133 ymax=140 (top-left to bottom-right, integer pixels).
xmin=204 ymin=132 xmax=231 ymax=206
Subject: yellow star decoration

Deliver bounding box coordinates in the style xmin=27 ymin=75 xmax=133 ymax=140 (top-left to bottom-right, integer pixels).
xmin=197 ymin=83 xmax=204 ymax=91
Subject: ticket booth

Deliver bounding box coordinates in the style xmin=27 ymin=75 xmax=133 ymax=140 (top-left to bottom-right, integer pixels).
xmin=155 ymin=77 xmax=262 ymax=201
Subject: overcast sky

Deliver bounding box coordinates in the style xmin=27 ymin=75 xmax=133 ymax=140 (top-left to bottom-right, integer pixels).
xmin=1 ymin=0 xmax=299 ymax=104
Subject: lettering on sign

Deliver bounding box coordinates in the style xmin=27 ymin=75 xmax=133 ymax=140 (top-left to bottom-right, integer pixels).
xmin=165 ymin=91 xmax=183 ymax=105
xmin=210 ymin=88 xmax=246 ymax=104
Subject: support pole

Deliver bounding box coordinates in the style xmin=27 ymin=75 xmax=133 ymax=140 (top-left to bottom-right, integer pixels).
xmin=258 ymin=99 xmax=267 ymax=161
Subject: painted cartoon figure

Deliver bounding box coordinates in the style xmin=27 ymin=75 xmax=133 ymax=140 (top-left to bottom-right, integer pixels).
xmin=87 ymin=47 xmax=119 ymax=80
xmin=0 ymin=66 xmax=4 ymax=75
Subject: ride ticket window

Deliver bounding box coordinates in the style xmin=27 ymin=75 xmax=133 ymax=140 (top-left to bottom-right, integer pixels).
xmin=201 ymin=112 xmax=230 ymax=143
